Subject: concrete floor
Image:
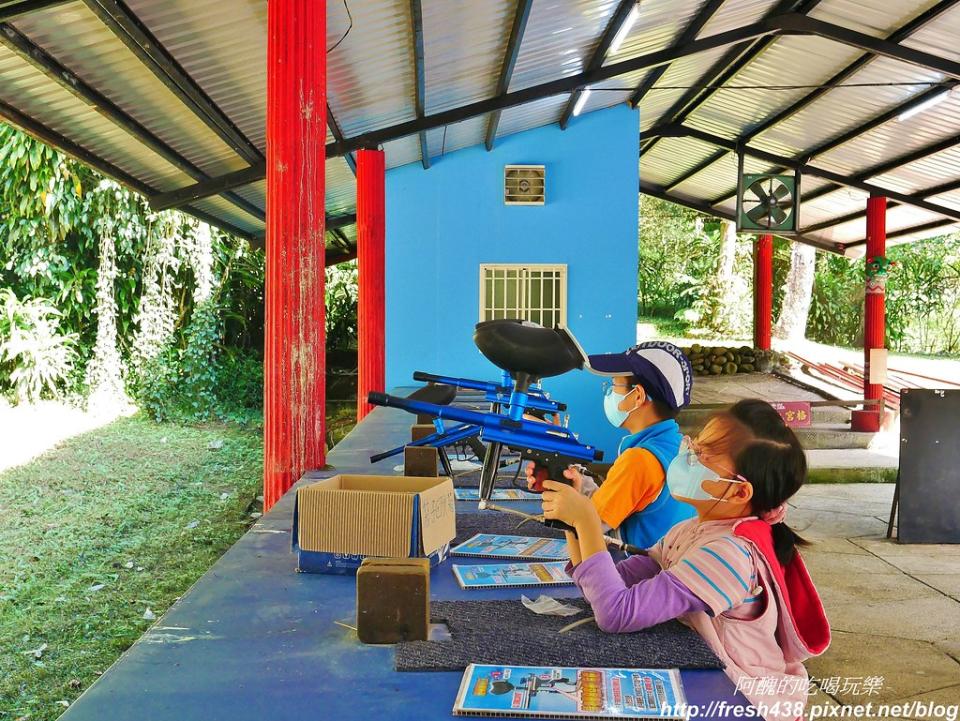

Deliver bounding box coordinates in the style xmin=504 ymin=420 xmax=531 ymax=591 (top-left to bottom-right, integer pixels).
xmin=792 ymin=484 xmax=960 ymax=718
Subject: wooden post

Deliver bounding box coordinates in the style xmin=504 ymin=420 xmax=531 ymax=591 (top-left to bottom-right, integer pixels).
xmin=753 ymin=233 xmax=773 ymax=350
xmin=263 ymin=0 xmax=326 ymax=511
xmin=854 ymin=194 xmax=887 ymax=432
xmin=356 ymin=149 xmax=386 ymax=420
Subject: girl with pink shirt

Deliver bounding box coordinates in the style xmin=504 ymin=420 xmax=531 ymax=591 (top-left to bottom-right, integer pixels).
xmin=534 ymin=400 xmax=831 ymax=721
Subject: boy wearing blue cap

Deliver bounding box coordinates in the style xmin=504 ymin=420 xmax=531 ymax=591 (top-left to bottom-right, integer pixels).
xmin=531 ymin=341 xmax=695 ymax=548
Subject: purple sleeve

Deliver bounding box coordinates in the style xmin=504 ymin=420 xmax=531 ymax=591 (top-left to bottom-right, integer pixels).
xmin=571 ymin=551 xmax=709 ymax=633
xmin=565 ymin=553 xmax=660 ymax=587
xmin=614 ymin=553 xmax=662 ymax=585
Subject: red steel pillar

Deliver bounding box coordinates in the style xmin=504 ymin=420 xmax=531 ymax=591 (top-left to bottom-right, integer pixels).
xmin=853 ymin=194 xmax=887 ymax=432
xmin=356 ymin=149 xmax=386 ymax=421
xmin=263 ymin=0 xmax=326 ymax=511
xmin=753 ymin=233 xmax=773 ymax=351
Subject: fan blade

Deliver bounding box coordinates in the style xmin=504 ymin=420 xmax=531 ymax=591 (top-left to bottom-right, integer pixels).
xmin=747 ymin=180 xmax=771 ymax=205
xmin=773 ymin=182 xmax=791 ymax=201
xmin=770 ymin=206 xmax=787 ymax=225
xmin=747 ymin=205 xmax=770 ymax=225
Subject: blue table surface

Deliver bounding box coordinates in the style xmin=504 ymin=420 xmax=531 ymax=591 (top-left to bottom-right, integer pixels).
xmin=60 ymin=393 xmax=750 ymax=720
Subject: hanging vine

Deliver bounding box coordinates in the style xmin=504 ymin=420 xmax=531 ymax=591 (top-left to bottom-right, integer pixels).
xmin=130 ymin=211 xmax=182 ymax=372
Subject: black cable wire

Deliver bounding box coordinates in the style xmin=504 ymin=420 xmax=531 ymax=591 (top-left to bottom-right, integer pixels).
xmin=327 ymin=0 xmax=353 ymax=54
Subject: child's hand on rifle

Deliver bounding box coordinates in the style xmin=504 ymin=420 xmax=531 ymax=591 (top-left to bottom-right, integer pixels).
xmin=541 ymin=480 xmax=599 ymax=530
xmin=525 ymin=462 xmax=583 ymax=492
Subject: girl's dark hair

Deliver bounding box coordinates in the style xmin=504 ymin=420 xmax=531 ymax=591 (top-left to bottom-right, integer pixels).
xmin=730 ymin=398 xmax=801 ymax=449
xmin=729 ymin=400 xmax=810 ymax=565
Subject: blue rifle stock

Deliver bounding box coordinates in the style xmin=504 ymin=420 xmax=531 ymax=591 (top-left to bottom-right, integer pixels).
xmin=411 ymin=371 xmax=565 ymax=414
xmin=367 ymin=390 xmax=603 ymax=530
xmin=368 ymin=371 xmax=566 ymax=467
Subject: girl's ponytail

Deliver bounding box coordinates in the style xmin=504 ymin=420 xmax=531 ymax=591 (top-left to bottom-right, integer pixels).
xmin=734 ymin=438 xmax=810 ymax=565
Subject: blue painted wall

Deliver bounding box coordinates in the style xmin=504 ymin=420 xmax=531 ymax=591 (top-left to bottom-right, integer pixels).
xmin=384 ymin=105 xmax=639 ymax=457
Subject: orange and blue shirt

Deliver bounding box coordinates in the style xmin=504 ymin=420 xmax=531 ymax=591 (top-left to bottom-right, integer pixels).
xmin=591 ymin=419 xmax=695 ymax=548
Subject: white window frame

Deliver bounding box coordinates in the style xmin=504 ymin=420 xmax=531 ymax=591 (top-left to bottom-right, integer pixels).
xmin=478 ymin=263 xmax=568 ymax=328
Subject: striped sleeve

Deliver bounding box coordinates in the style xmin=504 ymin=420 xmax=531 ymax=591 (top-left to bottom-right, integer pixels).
xmin=665 ymin=535 xmax=756 ymax=616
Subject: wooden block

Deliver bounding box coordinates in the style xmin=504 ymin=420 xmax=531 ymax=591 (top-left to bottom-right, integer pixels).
xmin=411 ymin=424 xmax=436 ymax=442
xmin=416 ymin=412 xmax=435 ymax=425
xmin=404 ymin=446 xmax=439 ymax=477
xmin=356 ymin=558 xmax=430 ymax=644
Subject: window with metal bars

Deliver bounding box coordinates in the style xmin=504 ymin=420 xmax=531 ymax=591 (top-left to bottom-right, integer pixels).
xmin=479 ymin=264 xmax=567 ymax=328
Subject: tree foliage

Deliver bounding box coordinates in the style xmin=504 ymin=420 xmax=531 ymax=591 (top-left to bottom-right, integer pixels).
xmin=639 ymin=194 xmax=960 ymax=356
xmin=0 ymin=123 xmax=264 ymax=415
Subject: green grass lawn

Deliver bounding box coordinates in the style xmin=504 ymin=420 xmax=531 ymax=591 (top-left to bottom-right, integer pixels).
xmin=0 ymin=414 xmax=264 ymax=720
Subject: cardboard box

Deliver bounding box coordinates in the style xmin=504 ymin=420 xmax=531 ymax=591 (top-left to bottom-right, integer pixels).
xmin=292 ymin=474 xmax=456 ymax=574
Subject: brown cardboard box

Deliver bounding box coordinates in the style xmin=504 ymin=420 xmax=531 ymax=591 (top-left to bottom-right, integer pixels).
xmin=292 ymin=474 xmax=456 ymax=574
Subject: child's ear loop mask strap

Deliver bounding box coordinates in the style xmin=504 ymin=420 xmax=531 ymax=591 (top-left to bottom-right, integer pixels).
xmin=701 ymin=476 xmax=748 ymax=520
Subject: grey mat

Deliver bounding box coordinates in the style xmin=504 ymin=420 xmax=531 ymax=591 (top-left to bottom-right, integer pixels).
xmin=454 ymin=512 xmax=564 ymax=544
xmin=395 ymin=599 xmax=723 ymax=671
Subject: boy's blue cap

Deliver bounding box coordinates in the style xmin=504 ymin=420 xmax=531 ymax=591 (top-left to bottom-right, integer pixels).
xmin=587 ymin=341 xmax=693 ymax=410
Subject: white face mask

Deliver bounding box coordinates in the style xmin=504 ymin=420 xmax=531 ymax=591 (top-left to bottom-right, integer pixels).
xmin=666 ymin=438 xmax=747 ymax=503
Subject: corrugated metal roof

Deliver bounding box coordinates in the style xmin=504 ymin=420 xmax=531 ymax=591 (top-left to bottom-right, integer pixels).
xmin=509 ymin=0 xmax=619 ymax=92
xmin=634 ymin=46 xmax=738 ymax=131
xmin=421 ymin=0 xmax=512 ymax=115
xmin=0 ymin=39 xmax=193 ymax=192
xmin=14 ymin=2 xmax=247 ymax=179
xmin=124 ymin=0 xmax=272 ymax=152
xmin=808 ymin=0 xmax=924 ymax=39
xmin=685 ymin=35 xmax=867 ymax=142
xmin=753 ymin=55 xmax=946 ymax=158
xmin=326 ymin=0 xmax=417 ymax=138
xmin=1 ymin=0 xmax=958 ymax=254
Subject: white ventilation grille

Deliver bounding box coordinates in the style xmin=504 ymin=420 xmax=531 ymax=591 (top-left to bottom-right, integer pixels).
xmin=504 ymin=165 xmax=545 ymax=205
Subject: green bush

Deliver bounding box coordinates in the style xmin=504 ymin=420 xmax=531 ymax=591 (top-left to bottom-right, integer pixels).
xmin=0 ymin=289 xmax=77 ymax=403
xmin=325 ymin=260 xmax=358 ymax=349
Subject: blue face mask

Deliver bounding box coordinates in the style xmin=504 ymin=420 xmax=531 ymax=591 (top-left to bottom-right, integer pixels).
xmin=603 ymin=385 xmax=637 ymax=428
xmin=666 ymin=440 xmax=746 ymax=502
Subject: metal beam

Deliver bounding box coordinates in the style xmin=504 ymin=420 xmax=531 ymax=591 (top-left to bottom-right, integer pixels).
xmin=327 ymin=104 xmax=356 ymax=175
xmin=664 ymin=149 xmax=728 ymax=191
xmin=703 ymin=77 xmax=960 ymax=206
xmin=410 ymin=0 xmax=430 ymax=168
xmin=0 ymin=96 xmax=153 ymax=197
xmin=327 ymin=213 xmax=358 ymax=231
xmin=158 ymin=19 xmax=782 ymax=203
xmin=640 ymin=181 xmax=843 ymax=253
xmin=0 ymin=0 xmax=72 ymax=21
xmin=149 ymin=162 xmax=265 ymax=211
xmin=844 ymin=219 xmax=958 ymax=248
xmin=774 ymin=13 xmax=960 ymax=79
xmin=0 ymin=96 xmax=260 ymax=240
xmin=660 ymin=0 xmax=960 ymax=190
xmin=485 ymin=0 xmax=532 ymax=150
xmin=802 ymin=177 xmax=960 ymax=234
xmin=662 ymin=125 xmax=960 ymax=223
xmin=559 ymin=0 xmax=636 ymax=130
xmin=640 ymin=0 xmax=822 ymax=158
xmin=628 ymin=0 xmax=726 ymax=108
xmin=0 ymin=22 xmax=264 ymax=222
xmin=326 ymin=249 xmax=358 ymax=267
xmin=801 ymin=131 xmax=960 ymax=206
xmin=82 ymin=0 xmax=263 ymax=165
xmin=184 ymin=206 xmax=258 ymax=243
